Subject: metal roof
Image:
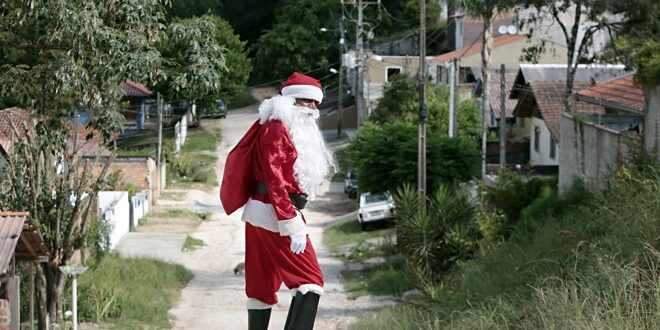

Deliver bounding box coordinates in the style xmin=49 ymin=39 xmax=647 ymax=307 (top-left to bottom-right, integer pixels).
xmin=0 ymin=212 xmax=50 ymax=274
xmin=510 ymin=64 xmax=629 ymax=99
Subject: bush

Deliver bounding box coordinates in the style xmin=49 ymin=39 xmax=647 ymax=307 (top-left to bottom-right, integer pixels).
xmin=395 ymin=184 xmax=476 ymax=283
xmin=370 ymin=76 xmax=482 ymax=141
xmin=484 ymin=169 xmax=555 ymax=235
xmin=348 ymin=122 xmax=479 ymax=194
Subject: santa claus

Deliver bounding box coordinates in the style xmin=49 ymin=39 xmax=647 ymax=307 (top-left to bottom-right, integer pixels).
xmin=220 ymin=72 xmax=335 ymax=330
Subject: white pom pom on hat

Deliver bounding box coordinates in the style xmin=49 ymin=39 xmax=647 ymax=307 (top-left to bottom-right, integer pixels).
xmin=280 ymin=72 xmax=324 ymax=104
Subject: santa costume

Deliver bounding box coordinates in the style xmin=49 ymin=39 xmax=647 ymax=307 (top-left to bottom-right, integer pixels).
xmin=220 ymin=72 xmax=335 ymax=330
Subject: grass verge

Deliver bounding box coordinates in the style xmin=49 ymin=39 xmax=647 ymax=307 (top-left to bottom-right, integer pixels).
xmin=76 ymin=254 xmax=193 ymax=329
xmin=323 ymin=219 xmax=395 ymax=262
xmin=168 ymin=128 xmax=219 ymax=189
xmin=182 ymin=235 xmax=205 ymax=252
xmin=342 ymin=257 xmax=416 ymax=298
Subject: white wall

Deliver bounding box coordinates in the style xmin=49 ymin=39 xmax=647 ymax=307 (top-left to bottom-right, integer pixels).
xmin=530 ymin=117 xmax=560 ymax=166
xmin=98 ymin=191 xmax=130 ymax=250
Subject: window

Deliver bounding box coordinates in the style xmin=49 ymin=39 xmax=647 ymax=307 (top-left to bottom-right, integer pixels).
xmin=549 ymin=138 xmax=556 ymax=159
xmin=386 ymin=67 xmax=402 ymax=82
xmin=534 ymin=126 xmax=541 ymax=152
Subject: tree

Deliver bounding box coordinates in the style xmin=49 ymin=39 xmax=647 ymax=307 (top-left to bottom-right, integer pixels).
xmin=0 ymin=1 xmax=226 ymax=327
xmin=157 ymin=15 xmax=249 ymax=105
xmin=370 ymin=76 xmax=482 ymax=140
xmin=519 ymin=0 xmax=627 ymax=112
xmin=252 ymin=0 xmax=341 ymax=82
xmin=347 ymin=122 xmax=479 ymax=194
xmin=611 ymin=0 xmax=660 ymax=85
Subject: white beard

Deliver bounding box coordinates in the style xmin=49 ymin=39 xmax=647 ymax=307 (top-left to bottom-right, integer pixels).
xmin=258 ymin=96 xmax=336 ymax=199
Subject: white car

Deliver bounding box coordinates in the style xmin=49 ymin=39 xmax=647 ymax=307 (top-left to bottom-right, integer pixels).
xmin=357 ymin=192 xmax=395 ymax=230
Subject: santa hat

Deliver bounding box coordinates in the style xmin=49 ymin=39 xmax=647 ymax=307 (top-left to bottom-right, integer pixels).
xmin=280 ymin=72 xmax=324 ymax=104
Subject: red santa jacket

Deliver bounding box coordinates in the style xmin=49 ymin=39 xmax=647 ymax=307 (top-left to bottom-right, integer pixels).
xmin=220 ymin=96 xmax=306 ymax=235
xmin=250 ymin=119 xmax=304 ymax=220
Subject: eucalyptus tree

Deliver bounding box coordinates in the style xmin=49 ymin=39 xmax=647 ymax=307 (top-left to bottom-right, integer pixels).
xmin=0 ymin=1 xmax=225 ymax=327
xmin=518 ymin=0 xmax=630 ymax=112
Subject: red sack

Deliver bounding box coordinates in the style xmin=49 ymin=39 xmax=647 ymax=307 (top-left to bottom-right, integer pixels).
xmin=220 ymin=120 xmax=261 ymax=215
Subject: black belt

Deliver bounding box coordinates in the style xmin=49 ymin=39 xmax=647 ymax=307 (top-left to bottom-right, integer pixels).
xmin=255 ymin=181 xmax=308 ymax=209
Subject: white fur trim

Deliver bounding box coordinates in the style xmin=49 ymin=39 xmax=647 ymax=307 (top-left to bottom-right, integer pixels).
xmin=281 ymin=85 xmax=323 ymax=103
xmin=247 ymin=298 xmax=275 ymax=310
xmin=277 ymin=211 xmax=305 ymax=236
xmin=241 ymin=198 xmax=280 ymax=233
xmin=292 ymin=284 xmax=324 ymax=296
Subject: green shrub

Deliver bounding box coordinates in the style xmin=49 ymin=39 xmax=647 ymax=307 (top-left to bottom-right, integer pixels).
xmin=395 ymin=184 xmax=476 ymax=283
xmin=484 ymin=169 xmax=555 ymax=235
xmin=191 ymin=165 xmax=211 ymax=183
xmin=348 ymin=122 xmax=479 ymax=194
xmin=475 ymin=208 xmax=506 ymax=249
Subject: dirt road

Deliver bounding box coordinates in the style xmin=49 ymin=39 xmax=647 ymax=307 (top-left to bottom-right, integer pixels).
xmin=165 ymin=105 xmax=390 ymax=329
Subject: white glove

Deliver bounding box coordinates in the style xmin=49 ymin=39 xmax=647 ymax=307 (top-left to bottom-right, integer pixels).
xmin=290 ymin=228 xmax=307 ymax=254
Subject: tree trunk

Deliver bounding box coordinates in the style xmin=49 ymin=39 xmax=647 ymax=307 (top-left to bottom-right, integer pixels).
xmin=43 ymin=263 xmax=66 ymax=327
xmin=36 ymin=266 xmax=48 ymax=329
xmin=480 ymin=13 xmax=493 ymax=178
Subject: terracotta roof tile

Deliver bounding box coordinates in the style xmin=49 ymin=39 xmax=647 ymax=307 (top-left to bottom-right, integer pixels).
xmin=0 ymin=108 xmax=31 ymax=154
xmin=1 ymin=107 xmax=112 ymax=157
xmin=121 ymin=80 xmax=152 ymax=97
xmin=577 ymin=74 xmax=644 ymax=112
xmin=528 ymin=81 xmax=604 ymax=141
xmin=432 ymin=34 xmax=528 ymax=63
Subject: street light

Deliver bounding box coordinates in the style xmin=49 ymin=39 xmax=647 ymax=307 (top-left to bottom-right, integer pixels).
xmin=59 ymin=265 xmax=88 ymax=330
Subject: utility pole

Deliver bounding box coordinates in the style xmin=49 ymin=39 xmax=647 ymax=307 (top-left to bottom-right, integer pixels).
xmin=418 ymin=0 xmax=427 ymax=203
xmin=499 ymin=64 xmax=507 ymax=168
xmin=356 ymin=0 xmax=365 ymax=126
xmin=338 ymin=11 xmax=345 ymax=138
xmin=157 ymin=93 xmax=163 ymax=173
xmin=448 ymin=58 xmax=458 ymax=137
xmin=348 ymin=0 xmax=379 ymax=126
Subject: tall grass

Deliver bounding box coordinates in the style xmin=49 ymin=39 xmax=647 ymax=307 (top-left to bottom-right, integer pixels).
xmin=352 ymin=163 xmax=660 ymax=329
xmin=74 ymin=254 xmax=193 ymax=328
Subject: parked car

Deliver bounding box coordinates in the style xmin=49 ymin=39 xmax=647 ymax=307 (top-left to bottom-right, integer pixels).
xmin=200 ymin=99 xmax=227 ymax=119
xmin=344 ymin=168 xmax=358 ymax=199
xmin=357 ymin=192 xmax=395 ymax=230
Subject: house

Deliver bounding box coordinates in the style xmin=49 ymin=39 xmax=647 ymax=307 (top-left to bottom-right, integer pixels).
xmin=510 ymin=64 xmax=628 ymax=170
xmin=473 ymin=72 xmax=519 ymax=128
xmin=1 ymin=107 xmax=160 ymax=202
xmin=559 ymin=73 xmax=647 ymax=192
xmin=429 ymin=34 xmax=569 ymax=86
xmin=120 ymin=80 xmax=153 ymax=130
xmin=365 ymin=55 xmax=432 ymax=113
xmin=0 ymin=212 xmax=50 ymax=329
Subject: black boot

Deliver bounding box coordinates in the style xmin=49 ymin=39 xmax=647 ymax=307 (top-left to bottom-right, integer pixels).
xmin=284 ymin=292 xmax=320 ymax=330
xmin=284 ymin=295 xmax=297 ymax=329
xmin=248 ymin=308 xmax=272 ymax=330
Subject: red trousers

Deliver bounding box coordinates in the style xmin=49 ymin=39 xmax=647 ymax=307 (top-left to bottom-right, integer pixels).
xmin=245 ymin=223 xmax=324 ymax=305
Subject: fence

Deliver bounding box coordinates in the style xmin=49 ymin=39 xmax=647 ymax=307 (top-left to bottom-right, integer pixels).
xmin=559 ymin=113 xmax=639 ymax=193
